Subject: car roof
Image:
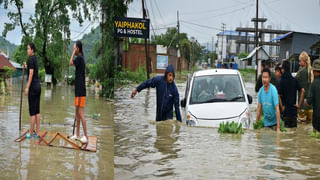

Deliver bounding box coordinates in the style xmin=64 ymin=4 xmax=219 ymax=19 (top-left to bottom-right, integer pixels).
xmin=193 ymin=69 xmax=240 ymax=77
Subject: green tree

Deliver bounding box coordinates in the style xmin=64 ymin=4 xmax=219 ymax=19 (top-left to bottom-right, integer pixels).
xmin=151 ymin=27 xmax=188 ymax=48
xmin=1 ymin=0 xmax=92 ymax=85
xmin=86 ymin=0 xmax=132 ymax=98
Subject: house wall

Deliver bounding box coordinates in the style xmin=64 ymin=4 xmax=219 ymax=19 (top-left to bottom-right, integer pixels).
xmin=122 ymin=43 xmax=189 ymax=73
xmin=292 ymin=33 xmax=320 ymax=55
xmin=280 ymin=37 xmax=293 ymax=60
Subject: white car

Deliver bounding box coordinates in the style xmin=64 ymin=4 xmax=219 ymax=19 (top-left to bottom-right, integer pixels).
xmin=180 ymin=69 xmax=253 ymax=128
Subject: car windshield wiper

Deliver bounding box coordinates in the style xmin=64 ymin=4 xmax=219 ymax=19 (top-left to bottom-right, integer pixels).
xmin=201 ymin=98 xmax=228 ymax=103
xmin=228 ymin=96 xmax=244 ymax=101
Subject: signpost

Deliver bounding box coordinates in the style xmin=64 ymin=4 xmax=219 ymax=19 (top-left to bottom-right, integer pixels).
xmin=114 ymin=16 xmax=150 ymax=78
xmin=114 ymin=17 xmax=150 ymax=39
xmin=156 ymin=55 xmax=168 ymax=70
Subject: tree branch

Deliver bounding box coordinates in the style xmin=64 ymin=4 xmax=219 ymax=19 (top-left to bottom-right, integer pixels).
xmin=14 ymin=0 xmax=28 ymax=37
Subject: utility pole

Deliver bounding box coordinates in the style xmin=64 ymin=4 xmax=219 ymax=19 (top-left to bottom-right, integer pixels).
xmin=221 ymin=23 xmax=226 ymax=65
xmin=255 ymin=0 xmax=259 ymax=82
xmin=177 ymin=10 xmax=181 ymax=75
xmin=62 ymin=27 xmax=66 ymax=85
xmin=142 ymin=0 xmax=150 ymax=79
xmin=212 ymin=36 xmax=214 ymax=67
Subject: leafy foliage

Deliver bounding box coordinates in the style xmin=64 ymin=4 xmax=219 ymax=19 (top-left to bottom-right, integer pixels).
xmin=218 ymin=121 xmax=244 ymax=134
xmin=253 ymin=118 xmax=264 ymax=130
xmin=238 ymin=52 xmax=249 ymax=59
xmin=1 ymin=0 xmax=94 ymax=84
xmin=150 ymin=28 xmax=202 ymax=71
xmin=310 ymin=130 xmax=320 ymax=138
xmin=253 ymin=118 xmax=287 ymax=132
xmin=85 ymin=0 xmax=133 ymax=98
xmin=3 ymin=66 xmax=15 ymax=78
xmin=114 ymin=66 xmax=147 ymax=87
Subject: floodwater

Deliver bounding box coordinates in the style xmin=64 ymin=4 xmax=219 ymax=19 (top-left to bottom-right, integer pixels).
xmin=0 ymin=78 xmax=114 ymax=180
xmin=114 ymin=75 xmax=320 ymax=179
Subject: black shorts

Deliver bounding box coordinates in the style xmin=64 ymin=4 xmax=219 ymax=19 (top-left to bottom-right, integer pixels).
xmin=28 ymin=84 xmax=41 ymax=116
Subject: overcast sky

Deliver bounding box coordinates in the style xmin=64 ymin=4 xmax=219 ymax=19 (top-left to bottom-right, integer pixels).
xmin=1 ymin=0 xmax=320 ymax=46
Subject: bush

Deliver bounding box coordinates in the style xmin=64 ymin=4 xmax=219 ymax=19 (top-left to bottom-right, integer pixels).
xmin=115 ymin=66 xmax=147 ymax=87
xmin=99 ymin=78 xmax=114 ymax=99
xmin=3 ymin=66 xmax=15 ymax=78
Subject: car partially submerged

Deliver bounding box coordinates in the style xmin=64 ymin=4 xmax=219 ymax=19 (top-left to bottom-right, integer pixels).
xmin=181 ymin=69 xmax=253 ymax=128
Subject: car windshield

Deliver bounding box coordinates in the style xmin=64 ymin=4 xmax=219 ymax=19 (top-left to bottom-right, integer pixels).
xmin=189 ymin=74 xmax=245 ymax=104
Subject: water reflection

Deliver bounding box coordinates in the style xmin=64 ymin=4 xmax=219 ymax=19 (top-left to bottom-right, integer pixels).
xmin=154 ymin=121 xmax=180 ymax=160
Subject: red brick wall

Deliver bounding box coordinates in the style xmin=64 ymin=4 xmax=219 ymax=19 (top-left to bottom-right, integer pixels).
xmin=122 ymin=43 xmax=189 ymax=73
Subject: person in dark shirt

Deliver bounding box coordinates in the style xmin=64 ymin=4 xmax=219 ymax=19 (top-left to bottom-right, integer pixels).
xmin=279 ymin=61 xmax=305 ymax=128
xmin=275 ymin=64 xmax=282 ymax=92
xmin=131 ymin=64 xmax=182 ymax=122
xmin=305 ymin=59 xmax=320 ymax=133
xmin=24 ymin=42 xmax=41 ymax=138
xmin=275 ymin=64 xmax=284 ymax=117
xmin=69 ymin=40 xmax=88 ymax=144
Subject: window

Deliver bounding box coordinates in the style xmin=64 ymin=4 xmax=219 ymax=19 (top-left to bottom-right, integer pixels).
xmin=190 ymin=75 xmax=245 ymax=104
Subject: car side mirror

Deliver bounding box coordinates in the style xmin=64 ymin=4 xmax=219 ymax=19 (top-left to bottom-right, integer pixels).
xmin=181 ymin=98 xmax=186 ymax=108
xmin=247 ymin=94 xmax=253 ymax=104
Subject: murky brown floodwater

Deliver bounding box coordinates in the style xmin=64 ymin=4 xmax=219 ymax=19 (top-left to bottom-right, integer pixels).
xmin=114 ymin=75 xmax=320 ymax=179
xmin=0 ymin=77 xmax=114 ymax=180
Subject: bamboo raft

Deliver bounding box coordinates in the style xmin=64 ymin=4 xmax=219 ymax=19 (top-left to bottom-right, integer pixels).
xmin=14 ymin=130 xmax=97 ymax=152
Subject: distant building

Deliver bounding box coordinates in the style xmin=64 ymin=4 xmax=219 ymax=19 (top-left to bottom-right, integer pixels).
xmin=0 ymin=52 xmax=15 ymax=72
xmin=310 ymin=40 xmax=320 ymax=58
xmin=272 ymin=31 xmax=320 ymax=60
xmin=239 ymin=46 xmax=269 ymax=72
xmin=216 ymin=30 xmax=254 ymax=63
xmin=236 ymin=18 xmax=290 ymax=61
xmin=272 ymin=31 xmax=320 ymax=72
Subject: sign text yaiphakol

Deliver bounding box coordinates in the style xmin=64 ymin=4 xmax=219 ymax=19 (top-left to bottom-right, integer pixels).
xmin=114 ymin=17 xmax=150 ymax=39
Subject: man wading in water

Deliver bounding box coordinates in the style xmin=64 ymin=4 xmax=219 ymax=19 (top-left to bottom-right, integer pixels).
xmin=131 ymin=64 xmax=182 ymax=122
xmin=256 ymin=68 xmax=281 ymax=133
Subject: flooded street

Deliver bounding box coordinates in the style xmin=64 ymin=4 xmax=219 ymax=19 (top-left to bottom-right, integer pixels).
xmin=0 ymin=78 xmax=114 ymax=179
xmin=114 ymin=76 xmax=320 ymax=179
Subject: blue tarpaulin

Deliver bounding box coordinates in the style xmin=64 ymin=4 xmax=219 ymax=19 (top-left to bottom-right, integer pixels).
xmin=270 ymin=32 xmax=293 ymax=42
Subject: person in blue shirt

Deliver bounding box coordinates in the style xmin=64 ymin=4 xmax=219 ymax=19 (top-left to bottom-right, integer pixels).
xmin=256 ymin=68 xmax=281 ymax=132
xmin=131 ymin=64 xmax=182 ymax=122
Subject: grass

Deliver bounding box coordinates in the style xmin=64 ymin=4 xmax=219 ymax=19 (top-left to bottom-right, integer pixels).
xmin=218 ymin=121 xmax=244 ymax=134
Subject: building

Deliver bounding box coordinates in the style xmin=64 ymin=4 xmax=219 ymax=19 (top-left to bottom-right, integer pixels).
xmin=273 ymin=31 xmax=320 ymax=60
xmin=272 ymin=31 xmax=320 ymax=72
xmin=122 ymin=43 xmax=189 ymax=74
xmin=0 ymin=52 xmax=15 ymax=72
xmin=236 ymin=18 xmax=290 ymax=60
xmin=310 ymin=40 xmax=320 ymax=58
xmin=216 ymin=30 xmax=254 ymax=63
xmin=239 ymin=46 xmax=269 ymax=71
